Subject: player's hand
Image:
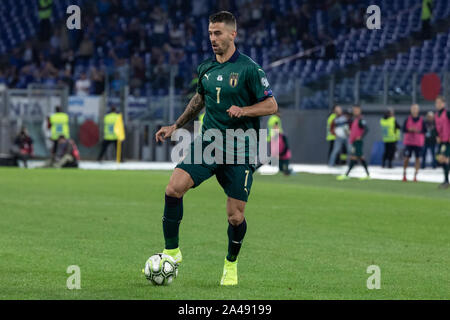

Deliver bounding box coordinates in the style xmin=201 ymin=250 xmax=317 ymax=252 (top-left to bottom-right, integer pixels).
xmin=227 ymin=105 xmax=245 ymax=118
xmin=155 ymin=124 xmax=177 ymax=142
xmin=437 ymin=137 xmax=441 ymax=144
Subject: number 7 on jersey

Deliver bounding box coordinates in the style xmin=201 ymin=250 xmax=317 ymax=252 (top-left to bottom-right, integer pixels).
xmin=216 ymin=87 xmax=221 ymax=104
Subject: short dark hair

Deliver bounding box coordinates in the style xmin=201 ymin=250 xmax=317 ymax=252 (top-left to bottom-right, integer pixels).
xmin=436 ymin=95 xmax=446 ymax=102
xmin=209 ymin=11 xmax=236 ymax=30
xmin=55 ymin=106 xmax=61 ymax=113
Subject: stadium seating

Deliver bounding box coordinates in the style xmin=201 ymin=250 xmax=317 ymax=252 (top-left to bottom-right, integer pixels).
xmin=0 ymin=0 xmax=84 ymax=55
xmin=0 ymin=0 xmax=449 ymax=110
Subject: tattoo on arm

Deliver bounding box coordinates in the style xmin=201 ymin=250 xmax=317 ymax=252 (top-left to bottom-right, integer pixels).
xmin=175 ymin=93 xmax=205 ymax=129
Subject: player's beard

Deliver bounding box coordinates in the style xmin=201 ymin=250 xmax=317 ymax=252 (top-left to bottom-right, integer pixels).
xmin=212 ymin=41 xmax=230 ymax=56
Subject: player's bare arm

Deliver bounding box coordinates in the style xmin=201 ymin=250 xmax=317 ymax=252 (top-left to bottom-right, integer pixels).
xmin=155 ymin=93 xmax=205 ymax=142
xmin=226 ymin=97 xmax=278 ymax=118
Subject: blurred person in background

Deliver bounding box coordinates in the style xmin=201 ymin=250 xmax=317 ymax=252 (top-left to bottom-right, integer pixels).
xmin=10 ymin=127 xmax=34 ymax=168
xmin=77 ymin=33 xmax=94 ymax=63
xmin=326 ymin=105 xmax=338 ymax=163
xmin=271 ymin=122 xmax=293 ymax=176
xmin=267 ymin=111 xmax=282 ymax=143
xmin=75 ymin=72 xmax=92 ymax=96
xmin=328 ymin=105 xmax=351 ymax=167
xmin=43 ymin=136 xmax=79 ymax=168
xmin=337 ymin=105 xmax=370 ymax=180
xmin=97 ymin=106 xmax=120 ymax=161
xmin=434 ymin=96 xmax=450 ymax=189
xmin=422 ymin=111 xmax=437 ymax=169
xmin=402 ymin=104 xmax=426 ymax=182
xmin=48 ymin=106 xmax=70 ymax=161
xmin=38 ymin=0 xmax=53 ymax=45
xmin=380 ymin=108 xmax=401 ymax=168
xmin=421 ymin=0 xmax=433 ymax=40
xmin=91 ymin=67 xmax=105 ymax=95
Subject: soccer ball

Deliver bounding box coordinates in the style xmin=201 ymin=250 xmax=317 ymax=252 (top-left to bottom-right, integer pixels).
xmin=144 ymin=253 xmax=178 ymax=285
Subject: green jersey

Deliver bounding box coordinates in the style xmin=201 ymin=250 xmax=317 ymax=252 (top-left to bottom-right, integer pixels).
xmin=196 ymin=49 xmax=273 ymax=162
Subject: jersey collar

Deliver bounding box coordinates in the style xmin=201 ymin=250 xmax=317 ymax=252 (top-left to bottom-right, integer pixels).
xmin=213 ymin=48 xmax=240 ymax=63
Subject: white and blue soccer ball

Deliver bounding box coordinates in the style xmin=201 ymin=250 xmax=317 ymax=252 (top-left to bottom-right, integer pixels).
xmin=144 ymin=253 xmax=178 ymax=285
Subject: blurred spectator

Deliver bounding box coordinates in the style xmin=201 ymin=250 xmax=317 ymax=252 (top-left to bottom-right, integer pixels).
xmin=38 ymin=0 xmax=53 ymax=43
xmin=11 ymin=127 xmax=34 ymax=168
xmin=78 ymin=34 xmax=95 ymax=61
xmin=23 ymin=42 xmax=35 ymax=64
xmin=380 ymin=108 xmax=401 ymax=168
xmin=128 ymin=21 xmax=146 ymax=53
xmin=249 ymin=0 xmax=263 ymax=27
xmin=328 ymin=106 xmax=351 ymax=167
xmin=94 ymin=32 xmax=109 ymax=58
xmin=271 ymin=122 xmax=293 ymax=176
xmin=169 ymin=23 xmax=185 ymax=49
xmin=91 ymin=67 xmax=105 ymax=95
xmin=251 ymin=22 xmax=269 ymax=48
xmin=43 ymin=135 xmax=80 ymax=168
xmin=114 ymin=35 xmax=130 ymax=59
xmin=130 ymin=54 xmax=145 ymax=92
xmin=48 ymin=106 xmax=70 ymax=159
xmin=58 ymin=24 xmax=70 ymax=52
xmin=58 ymin=68 xmax=74 ymax=93
xmin=422 ymin=111 xmax=437 ymax=168
xmin=97 ymin=106 xmax=120 ymax=161
xmin=61 ymin=50 xmax=76 ymax=74
xmin=150 ymin=6 xmax=168 ymax=47
xmin=421 ymin=0 xmax=433 ymax=39
xmin=75 ymin=72 xmax=91 ymax=96
xmin=327 ymin=0 xmax=343 ymax=35
xmin=49 ymin=47 xmax=63 ymax=69
xmin=50 ymin=28 xmax=61 ymax=52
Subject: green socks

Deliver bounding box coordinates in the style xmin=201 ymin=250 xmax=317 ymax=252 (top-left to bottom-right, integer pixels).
xmin=361 ymin=159 xmax=370 ymax=176
xmin=346 ymin=160 xmax=357 ymax=176
xmin=444 ymin=163 xmax=449 ymax=183
xmin=227 ymin=219 xmax=247 ymax=262
xmin=163 ymin=194 xmax=183 ymax=250
xmin=163 ymin=193 xmax=249 ymax=262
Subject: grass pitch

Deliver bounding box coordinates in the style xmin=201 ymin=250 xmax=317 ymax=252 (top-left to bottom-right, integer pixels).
xmin=0 ymin=168 xmax=448 ymax=300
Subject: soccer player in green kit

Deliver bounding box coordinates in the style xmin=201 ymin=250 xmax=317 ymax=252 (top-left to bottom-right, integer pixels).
xmin=154 ymin=11 xmax=278 ymax=285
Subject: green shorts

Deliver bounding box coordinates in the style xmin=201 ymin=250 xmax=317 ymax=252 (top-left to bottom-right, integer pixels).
xmin=176 ymin=142 xmax=255 ymax=202
xmin=437 ymin=143 xmax=450 ymax=158
xmin=351 ymin=140 xmax=364 ymax=157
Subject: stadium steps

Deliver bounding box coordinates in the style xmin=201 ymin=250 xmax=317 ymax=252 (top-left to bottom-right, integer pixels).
xmin=332 ymin=12 xmax=450 ymax=87
xmin=305 ymin=13 xmax=450 ymax=99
